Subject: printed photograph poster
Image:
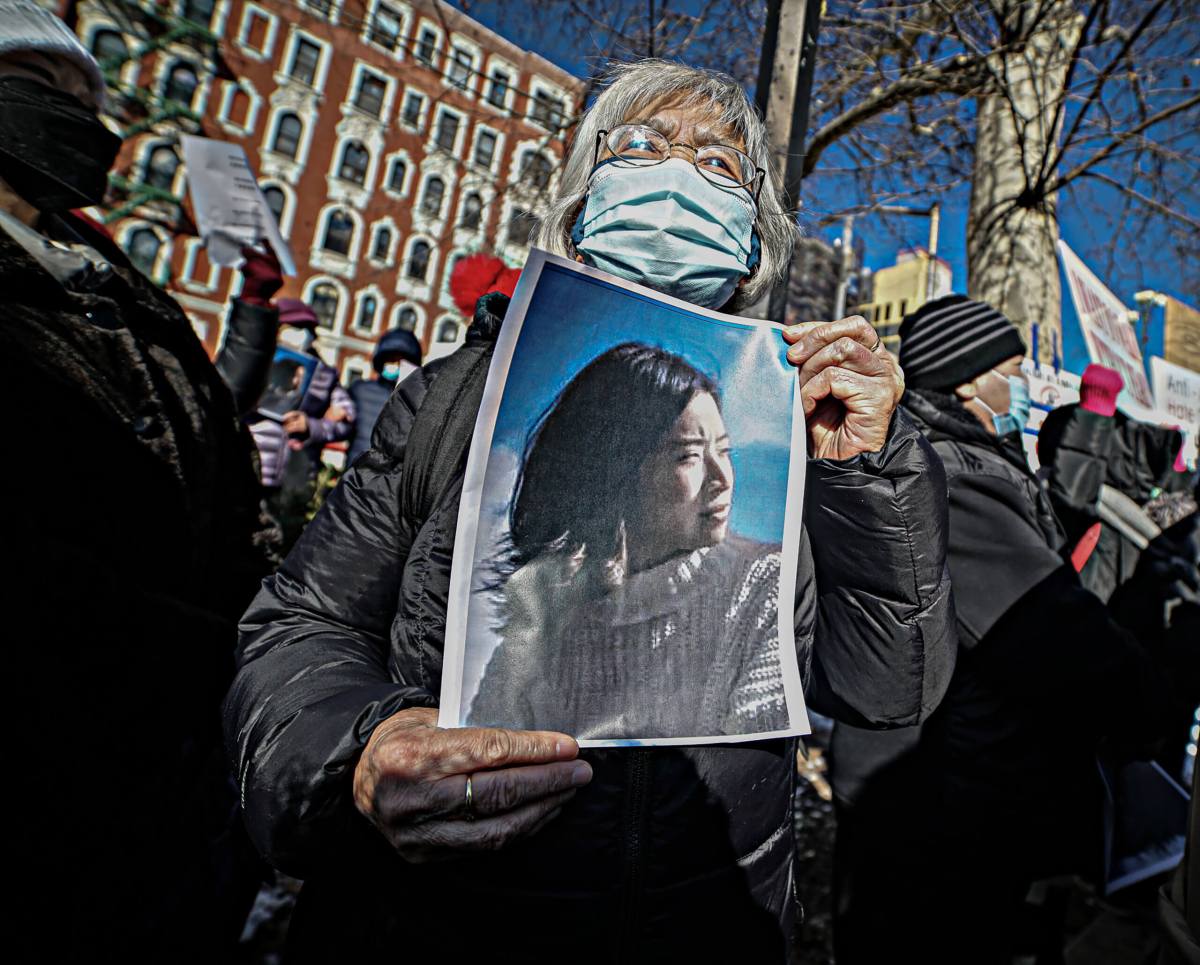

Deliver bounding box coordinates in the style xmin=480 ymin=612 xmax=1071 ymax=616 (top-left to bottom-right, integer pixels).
xmin=439 ymin=250 xmax=810 ymax=747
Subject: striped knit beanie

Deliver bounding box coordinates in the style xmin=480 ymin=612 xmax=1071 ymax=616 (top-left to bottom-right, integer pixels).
xmin=898 ymin=294 xmax=1026 ymax=391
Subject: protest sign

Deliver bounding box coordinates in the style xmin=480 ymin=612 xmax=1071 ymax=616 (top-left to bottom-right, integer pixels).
xmin=1058 ymin=241 xmax=1153 ymax=412
xmin=1020 ymin=358 xmax=1081 ymax=471
xmin=438 ymin=250 xmax=810 ymax=746
xmin=1151 ymin=356 xmax=1200 ymax=469
xmin=179 ymin=134 xmax=296 ymax=275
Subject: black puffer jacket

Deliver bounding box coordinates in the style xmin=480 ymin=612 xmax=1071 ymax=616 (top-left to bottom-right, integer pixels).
xmin=833 ymin=390 xmax=1185 ymax=963
xmin=1039 ymin=402 xmax=1185 ymax=600
xmin=1 ymin=216 xmax=269 ymax=960
xmin=224 ymin=298 xmax=956 ymax=962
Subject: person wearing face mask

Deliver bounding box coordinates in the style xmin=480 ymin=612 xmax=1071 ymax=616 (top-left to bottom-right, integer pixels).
xmin=0 ymin=2 xmax=274 ymax=960
xmin=225 ymin=60 xmax=956 ymax=961
xmin=830 ymin=294 xmax=1190 ymax=963
xmin=344 ymin=327 xmax=422 ymax=466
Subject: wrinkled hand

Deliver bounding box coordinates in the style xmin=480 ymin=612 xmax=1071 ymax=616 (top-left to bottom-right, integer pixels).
xmin=281 ymin=410 xmax=309 ymax=439
xmin=782 ymin=316 xmax=904 ymax=461
xmin=353 ymin=707 xmax=591 ymax=863
xmin=239 ymin=241 xmax=283 ymax=305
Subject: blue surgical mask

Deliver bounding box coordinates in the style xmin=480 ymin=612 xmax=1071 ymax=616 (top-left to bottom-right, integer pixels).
xmin=571 ymin=157 xmax=759 ymax=309
xmin=976 ymin=371 xmax=1031 ymax=436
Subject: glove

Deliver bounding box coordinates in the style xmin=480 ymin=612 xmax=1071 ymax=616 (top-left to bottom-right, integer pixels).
xmin=239 ymin=242 xmax=283 ymax=306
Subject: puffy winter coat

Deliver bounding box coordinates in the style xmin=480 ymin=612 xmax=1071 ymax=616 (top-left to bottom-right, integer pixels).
xmin=345 ymin=328 xmax=421 ymax=465
xmin=224 ymin=298 xmax=956 ymax=963
xmin=1040 ymin=402 xmax=1185 ymax=600
xmin=1 ymin=214 xmax=269 ymax=960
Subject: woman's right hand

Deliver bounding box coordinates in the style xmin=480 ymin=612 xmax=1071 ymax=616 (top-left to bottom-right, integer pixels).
xmin=352 ymin=707 xmax=592 ymax=863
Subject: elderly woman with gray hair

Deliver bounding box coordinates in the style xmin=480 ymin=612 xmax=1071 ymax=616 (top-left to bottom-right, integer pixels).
xmin=226 ymin=60 xmax=955 ymax=960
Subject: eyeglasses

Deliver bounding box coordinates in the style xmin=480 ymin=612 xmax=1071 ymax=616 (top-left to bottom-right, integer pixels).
xmin=594 ymin=123 xmax=765 ymax=202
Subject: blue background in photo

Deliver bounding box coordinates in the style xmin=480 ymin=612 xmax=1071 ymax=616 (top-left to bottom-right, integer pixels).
xmin=486 ymin=261 xmax=798 ymax=546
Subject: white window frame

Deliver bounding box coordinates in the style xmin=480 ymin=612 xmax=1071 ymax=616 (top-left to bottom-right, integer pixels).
xmin=412 ymin=18 xmax=443 ymax=71
xmin=179 ymin=236 xmax=222 ymax=293
xmin=346 ymin=61 xmax=394 ymax=121
xmin=302 ymin=275 xmax=350 ymax=334
xmin=445 ymin=34 xmax=482 ymax=96
xmin=367 ymin=218 xmax=399 ymax=266
xmin=235 ymin=3 xmax=278 ymax=60
xmin=429 ymin=104 xmax=466 ymax=157
xmin=381 ymin=151 xmax=413 ymax=197
xmin=481 ymin=55 xmax=517 ymax=115
xmin=257 ymin=178 xmax=296 ymax=238
xmin=311 ymin=204 xmax=363 ymax=280
xmin=361 ymin=0 xmax=411 ymax=60
xmin=469 ymin=124 xmax=502 ymax=174
xmin=216 ymin=77 xmax=262 ymax=137
xmin=527 ymin=78 xmax=570 ymax=133
xmin=396 ymin=234 xmax=438 ymax=302
xmin=398 ymin=85 xmax=428 ymax=131
xmin=280 ymin=29 xmax=331 ymax=92
xmin=351 ymin=285 xmax=386 ymax=336
xmin=137 ymin=138 xmax=184 ymax=195
xmin=119 ymin=221 xmax=172 ymax=284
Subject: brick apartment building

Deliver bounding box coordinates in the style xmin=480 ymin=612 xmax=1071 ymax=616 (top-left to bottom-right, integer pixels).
xmin=69 ymin=0 xmax=583 ymax=380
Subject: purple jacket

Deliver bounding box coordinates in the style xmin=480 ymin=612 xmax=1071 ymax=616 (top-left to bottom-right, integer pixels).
xmin=251 ymin=358 xmax=355 ymax=488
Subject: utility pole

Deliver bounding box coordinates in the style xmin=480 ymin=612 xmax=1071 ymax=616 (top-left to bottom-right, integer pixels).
xmin=751 ymin=0 xmax=823 ymax=321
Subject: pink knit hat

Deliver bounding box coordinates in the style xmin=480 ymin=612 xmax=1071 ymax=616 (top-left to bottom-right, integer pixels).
xmin=1079 ymin=364 xmax=1123 ymax=417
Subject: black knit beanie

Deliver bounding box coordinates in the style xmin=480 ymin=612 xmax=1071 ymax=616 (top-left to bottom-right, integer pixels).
xmin=898 ymin=294 xmax=1027 ymax=391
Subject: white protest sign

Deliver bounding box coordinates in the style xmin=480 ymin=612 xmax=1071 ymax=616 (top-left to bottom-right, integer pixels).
xmin=1058 ymin=240 xmax=1153 ymax=412
xmin=179 ymin=134 xmax=296 ymax=275
xmin=1020 ymin=358 xmax=1081 ymax=471
xmin=1151 ymin=356 xmax=1200 ymax=469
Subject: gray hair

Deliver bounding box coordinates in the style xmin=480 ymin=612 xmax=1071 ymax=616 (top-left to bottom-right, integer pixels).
xmin=534 ymin=59 xmax=797 ymax=310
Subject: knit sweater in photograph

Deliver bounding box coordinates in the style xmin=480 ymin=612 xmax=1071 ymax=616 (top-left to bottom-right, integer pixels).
xmin=466 ymin=534 xmax=789 ymax=739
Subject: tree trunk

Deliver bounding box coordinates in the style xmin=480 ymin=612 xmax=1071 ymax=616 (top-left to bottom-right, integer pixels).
xmin=967 ymin=1 xmax=1081 ymax=364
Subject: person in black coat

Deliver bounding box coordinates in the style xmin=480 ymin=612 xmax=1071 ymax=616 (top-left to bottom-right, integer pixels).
xmin=224 ymin=60 xmax=957 ymax=962
xmin=0 ymin=8 xmax=272 ymax=960
xmin=344 ymin=326 xmax=421 ymax=465
xmin=832 ymin=294 xmax=1190 ymax=964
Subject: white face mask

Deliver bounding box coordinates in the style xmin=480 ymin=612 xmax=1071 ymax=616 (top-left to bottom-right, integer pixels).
xmin=279 ymin=327 xmax=315 ymax=353
xmin=572 ymin=157 xmax=758 ymax=309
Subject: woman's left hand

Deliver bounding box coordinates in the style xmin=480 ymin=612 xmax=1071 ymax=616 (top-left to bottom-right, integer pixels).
xmin=782 ymin=316 xmax=904 ymax=461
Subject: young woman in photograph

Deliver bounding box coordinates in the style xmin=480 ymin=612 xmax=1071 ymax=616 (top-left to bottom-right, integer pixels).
xmin=467 ymin=341 xmax=787 ymax=738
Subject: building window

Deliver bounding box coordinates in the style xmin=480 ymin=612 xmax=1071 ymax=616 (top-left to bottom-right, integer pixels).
xmin=242 ymin=10 xmax=271 ymax=52
xmin=459 ymin=193 xmax=482 ymax=230
xmin=91 ymin=29 xmax=127 ymax=67
xmin=531 ymin=90 xmax=566 ymax=130
xmin=447 ymin=48 xmax=472 ymax=88
xmin=508 ymin=206 xmax=537 ymax=245
xmin=520 ymin=151 xmax=553 ymax=189
xmin=369 ymin=3 xmax=402 ymax=50
xmin=180 ymin=0 xmax=215 ymax=27
xmin=311 ymin=283 xmax=339 ymax=329
xmin=305 ymin=0 xmax=333 ymax=19
xmin=486 ymin=69 xmax=510 ymax=108
xmin=372 ymin=227 xmax=391 ymax=260
xmin=354 ymin=71 xmax=387 ymax=117
xmin=473 ymin=130 xmax=496 ymax=169
xmin=401 ymin=90 xmax=424 ymax=128
xmin=337 ymin=141 xmax=370 ymax=185
xmin=397 ymin=306 xmax=417 ymax=330
xmin=162 ymin=63 xmax=199 ymax=107
xmin=406 ymin=241 xmax=430 ymax=280
xmin=224 ymin=86 xmax=251 ymax=127
xmin=271 ymin=112 xmax=302 ymax=158
xmin=356 ymin=295 xmax=377 ymax=331
xmin=262 ymin=185 xmax=286 ymax=223
xmin=289 ymin=37 xmax=321 ymax=85
xmin=419 ymin=177 xmax=444 ymax=218
xmin=437 ymin=319 xmax=460 ymax=343
xmin=322 ymin=209 xmax=354 ymax=256
xmin=386 ymin=158 xmax=407 ymax=192
xmin=144 ymin=145 xmax=179 ymax=191
xmin=127 ymin=228 xmax=161 ymax=276
xmin=434 ymin=111 xmax=459 ymax=153
xmin=415 ymin=27 xmax=438 ymax=67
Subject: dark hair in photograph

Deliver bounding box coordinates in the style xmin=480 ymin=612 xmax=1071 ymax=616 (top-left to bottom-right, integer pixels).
xmin=508 ymin=342 xmax=719 ymax=571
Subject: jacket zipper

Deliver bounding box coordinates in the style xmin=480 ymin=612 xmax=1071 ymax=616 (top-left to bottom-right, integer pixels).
xmin=617 ymin=750 xmax=652 ymax=960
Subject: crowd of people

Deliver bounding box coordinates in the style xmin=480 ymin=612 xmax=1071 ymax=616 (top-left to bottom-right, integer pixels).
xmin=3 ymin=3 xmax=1198 ymax=962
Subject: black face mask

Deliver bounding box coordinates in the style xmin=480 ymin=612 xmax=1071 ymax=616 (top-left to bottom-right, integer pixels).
xmin=0 ymin=76 xmax=121 ymax=212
